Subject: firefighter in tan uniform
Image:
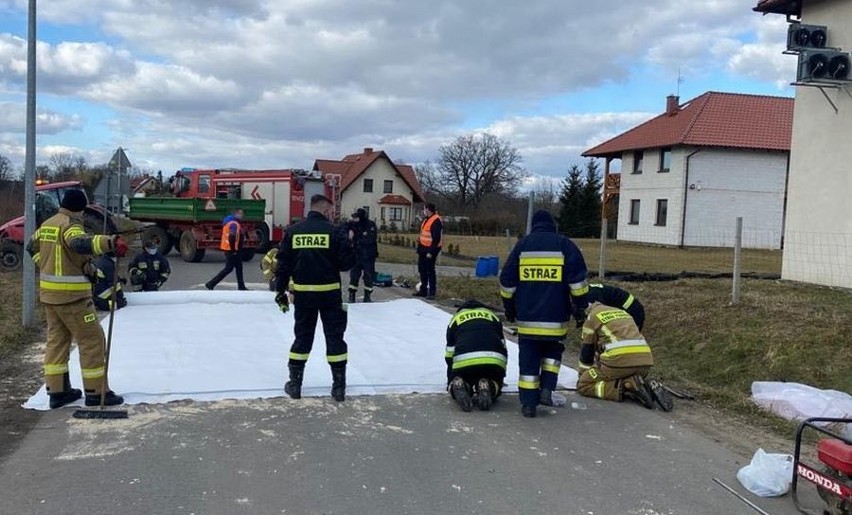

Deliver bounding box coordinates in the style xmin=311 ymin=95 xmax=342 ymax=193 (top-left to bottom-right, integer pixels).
xmin=577 ymin=302 xmax=673 ymax=411
xmin=27 ymin=190 xmax=128 ymax=409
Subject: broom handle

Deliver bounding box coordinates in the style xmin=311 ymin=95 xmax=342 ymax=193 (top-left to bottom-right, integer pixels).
xmin=99 ymin=255 xmax=120 ymax=411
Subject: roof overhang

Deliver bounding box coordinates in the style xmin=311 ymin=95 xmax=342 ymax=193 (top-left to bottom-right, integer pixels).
xmin=753 ymin=0 xmax=802 ymax=16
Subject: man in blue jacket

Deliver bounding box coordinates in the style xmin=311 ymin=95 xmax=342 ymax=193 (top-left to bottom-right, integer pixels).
xmin=499 ymin=210 xmax=589 ymax=418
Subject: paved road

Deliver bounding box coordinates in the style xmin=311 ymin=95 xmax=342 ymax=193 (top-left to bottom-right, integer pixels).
xmin=0 ymin=252 xmax=810 ymax=514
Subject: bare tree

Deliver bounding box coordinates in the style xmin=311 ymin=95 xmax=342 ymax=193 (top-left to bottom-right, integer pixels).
xmin=414 ymin=160 xmax=444 ymax=200
xmin=0 ymin=154 xmax=12 ymax=183
xmin=435 ymin=133 xmax=526 ymax=208
xmin=532 ymin=176 xmax=559 ymax=214
xmin=48 ymin=153 xmax=89 ymax=181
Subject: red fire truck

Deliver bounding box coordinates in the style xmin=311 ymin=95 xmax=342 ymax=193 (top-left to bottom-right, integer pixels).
xmin=169 ymin=168 xmax=327 ymax=252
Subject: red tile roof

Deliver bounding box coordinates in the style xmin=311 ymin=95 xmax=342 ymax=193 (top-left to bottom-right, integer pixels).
xmin=583 ymin=92 xmax=794 ymax=158
xmin=378 ymin=194 xmax=412 ymax=206
xmin=753 ymin=0 xmax=800 ymax=15
xmin=313 ymin=149 xmax=425 ymax=202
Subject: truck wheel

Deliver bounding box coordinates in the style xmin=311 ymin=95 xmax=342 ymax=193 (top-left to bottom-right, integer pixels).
xmin=179 ymin=231 xmax=206 ymax=263
xmin=142 ymin=226 xmax=173 ymax=255
xmin=0 ymin=240 xmax=23 ymax=272
xmin=254 ymin=223 xmax=271 ymax=254
xmin=240 ymin=248 xmax=255 ymax=262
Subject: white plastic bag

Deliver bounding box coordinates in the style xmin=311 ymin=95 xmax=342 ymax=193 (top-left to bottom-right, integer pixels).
xmin=736 ymin=448 xmax=794 ymax=497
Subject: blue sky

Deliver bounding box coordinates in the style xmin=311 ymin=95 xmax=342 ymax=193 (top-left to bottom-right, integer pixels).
xmin=0 ymin=0 xmax=795 ymax=178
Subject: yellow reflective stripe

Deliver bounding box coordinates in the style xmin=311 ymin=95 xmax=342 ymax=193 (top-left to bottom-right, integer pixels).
xmin=93 ymin=236 xmax=102 ymax=254
xmin=450 ymin=308 xmax=498 ymax=326
xmin=601 ymin=346 xmax=652 ymax=358
xmin=81 ymin=367 xmax=105 ymax=379
xmin=289 ymin=352 xmax=310 ymax=361
xmin=291 ymin=282 xmax=340 ymax=292
xmin=64 ymin=226 xmax=86 ymax=240
xmin=500 ymin=289 xmax=514 ymax=299
xmin=44 ymin=363 xmax=69 ymax=375
xmin=622 ymin=294 xmax=635 ymax=309
xmin=40 ymin=280 xmax=92 ymax=292
xmin=32 ymin=252 xmax=41 ymax=265
xmin=445 ymin=346 xmax=454 ymax=358
xmin=541 ymin=358 xmax=561 ymax=374
xmin=453 ymin=357 xmax=507 ymax=369
xmin=327 ymin=353 xmax=348 ymax=363
xmin=54 ymin=244 xmax=62 ymax=276
xmin=516 ymin=321 xmax=568 ymax=337
xmin=582 ymin=327 xmax=595 ymax=336
xmin=578 ymin=362 xmax=592 ymax=371
xmin=518 ymin=375 xmax=540 ymax=389
xmin=595 ymin=381 xmax=606 ymax=399
xmin=570 ymin=282 xmax=589 ymax=296
xmin=519 ymin=251 xmax=562 ymax=258
xmin=519 ymin=257 xmax=564 ymax=266
xmin=97 ymin=289 xmax=114 ymax=299
xmin=604 ymin=339 xmax=647 ymax=351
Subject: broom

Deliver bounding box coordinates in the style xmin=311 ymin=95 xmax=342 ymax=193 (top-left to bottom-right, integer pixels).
xmin=73 ymin=254 xmax=128 ymax=419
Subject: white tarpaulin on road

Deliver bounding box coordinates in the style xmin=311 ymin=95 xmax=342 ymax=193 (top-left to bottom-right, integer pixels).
xmin=24 ymin=293 xmax=578 ymax=410
xmin=751 ymin=381 xmax=852 ymax=438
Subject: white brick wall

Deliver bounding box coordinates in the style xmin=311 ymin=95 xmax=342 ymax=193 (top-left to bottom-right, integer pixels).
xmin=617 ymin=147 xmax=788 ymax=249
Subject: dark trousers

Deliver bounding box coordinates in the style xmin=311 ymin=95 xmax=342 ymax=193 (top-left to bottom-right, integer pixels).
xmin=208 ymin=251 xmax=245 ymax=289
xmin=349 ymin=257 xmax=376 ymax=292
xmin=417 ymin=250 xmax=439 ymax=296
xmin=517 ymin=337 xmax=565 ymax=407
xmin=288 ymin=292 xmax=348 ymax=370
xmin=451 ymin=365 xmax=505 ymax=400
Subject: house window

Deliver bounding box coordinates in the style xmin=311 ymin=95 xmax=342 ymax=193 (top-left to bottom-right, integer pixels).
xmin=632 ymin=151 xmax=643 ymax=174
xmin=655 ymin=199 xmax=668 ymax=227
xmin=629 ymin=199 xmax=640 ymax=225
xmin=363 ymin=179 xmax=373 ymax=193
xmin=198 ymin=174 xmax=211 ymax=194
xmin=383 ymin=180 xmax=394 ymax=194
xmin=659 ymin=148 xmax=672 ymax=173
xmin=389 ymin=207 xmax=403 ymax=221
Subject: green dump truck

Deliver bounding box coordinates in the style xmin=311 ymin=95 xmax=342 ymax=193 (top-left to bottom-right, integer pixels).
xmin=128 ymin=197 xmax=266 ymax=263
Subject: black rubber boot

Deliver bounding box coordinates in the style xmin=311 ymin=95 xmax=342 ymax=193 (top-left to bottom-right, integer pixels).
xmin=49 ymin=373 xmax=82 ymax=409
xmin=285 ymin=366 xmax=304 ymax=399
xmin=540 ymin=388 xmax=553 ymax=407
xmin=450 ymin=377 xmax=473 ymax=412
xmin=476 ymin=378 xmax=493 ymax=411
xmin=521 ymin=405 xmax=537 ymax=418
xmin=331 ymin=368 xmax=346 ymax=402
xmin=646 ymin=378 xmax=674 ymax=412
xmin=623 ymin=376 xmax=654 ymax=409
xmin=363 ymin=290 xmax=372 ymax=303
xmin=348 ymin=289 xmax=357 ymax=303
xmin=84 ymin=391 xmax=125 ymax=407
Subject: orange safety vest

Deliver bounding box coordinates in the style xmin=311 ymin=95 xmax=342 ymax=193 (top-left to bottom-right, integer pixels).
xmin=419 ymin=213 xmax=442 ymax=248
xmin=220 ymin=220 xmax=241 ymax=251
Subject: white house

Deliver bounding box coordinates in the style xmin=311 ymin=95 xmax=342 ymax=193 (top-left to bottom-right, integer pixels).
xmin=755 ymin=0 xmax=852 ymax=289
xmin=313 ymin=148 xmax=425 ymax=228
xmin=584 ymin=92 xmax=794 ymax=249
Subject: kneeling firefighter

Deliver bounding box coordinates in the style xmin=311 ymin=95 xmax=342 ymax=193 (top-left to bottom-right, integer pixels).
xmin=445 ymin=300 xmax=508 ymax=412
xmin=92 ymin=253 xmax=127 ymax=312
xmin=587 ymin=282 xmax=645 ymax=330
xmin=577 ymin=302 xmax=673 ymax=411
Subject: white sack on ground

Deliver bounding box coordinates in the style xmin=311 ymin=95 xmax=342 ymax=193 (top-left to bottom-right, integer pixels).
xmin=751 ymin=381 xmax=852 ymax=438
xmin=24 ymin=295 xmax=578 ymax=410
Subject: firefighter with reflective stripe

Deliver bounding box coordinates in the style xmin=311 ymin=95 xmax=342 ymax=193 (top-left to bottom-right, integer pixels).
xmin=347 ymin=208 xmax=378 ymax=303
xmin=261 ymin=247 xmax=278 ymax=291
xmin=205 ymin=209 xmax=247 ymax=290
xmin=25 ymin=189 xmax=128 ymax=409
xmin=577 ymin=302 xmax=673 ymax=411
xmin=128 ymin=240 xmax=171 ymax=291
xmin=92 ymin=253 xmax=127 ymax=311
xmin=413 ymin=203 xmax=442 ymax=299
xmin=275 ymin=194 xmax=355 ymax=401
xmin=445 ymin=300 xmax=508 ymax=412
xmin=587 ymin=282 xmax=645 ymax=330
xmin=499 ymin=209 xmax=589 ymax=418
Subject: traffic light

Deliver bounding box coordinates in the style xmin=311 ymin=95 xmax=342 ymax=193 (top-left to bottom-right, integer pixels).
xmin=787 ymin=24 xmax=828 ymax=52
xmin=797 ymin=49 xmax=851 ymax=82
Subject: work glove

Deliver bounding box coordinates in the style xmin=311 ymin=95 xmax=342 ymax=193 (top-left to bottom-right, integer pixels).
xmin=275 ymin=291 xmax=290 ymax=314
xmin=113 ymin=236 xmax=129 ymax=258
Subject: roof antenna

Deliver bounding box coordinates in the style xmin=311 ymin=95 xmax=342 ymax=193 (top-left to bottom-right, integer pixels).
xmin=676 ymin=67 xmax=685 ymax=97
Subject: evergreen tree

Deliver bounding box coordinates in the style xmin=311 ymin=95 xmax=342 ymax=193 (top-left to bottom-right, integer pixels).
xmin=578 ymin=159 xmax=602 ymax=237
xmin=558 ymin=165 xmax=583 ymax=236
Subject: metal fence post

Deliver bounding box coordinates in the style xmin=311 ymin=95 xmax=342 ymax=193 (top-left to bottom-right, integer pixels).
xmin=525 ymin=191 xmax=534 ymax=236
xmin=598 ymin=218 xmax=607 ymax=280
xmin=732 ymin=217 xmax=742 ymax=305
xmin=505 ymin=228 xmax=511 ymax=253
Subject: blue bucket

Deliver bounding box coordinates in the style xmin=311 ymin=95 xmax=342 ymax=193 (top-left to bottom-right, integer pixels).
xmin=475 ymin=256 xmax=490 ymax=278
xmin=487 ymin=256 xmax=499 ymax=276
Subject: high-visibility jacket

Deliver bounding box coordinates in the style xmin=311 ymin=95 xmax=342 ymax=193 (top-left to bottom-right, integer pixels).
xmin=418 ymin=213 xmax=442 ymax=253
xmin=276 ymin=211 xmax=354 ymax=300
xmin=499 ymin=210 xmax=589 ymax=339
xmin=261 ymin=248 xmax=278 ymax=281
xmin=128 ymin=251 xmax=170 ymax=291
xmin=26 ymin=208 xmax=114 ymax=305
xmin=445 ymin=305 xmax=507 ymax=383
xmin=220 ymin=216 xmax=242 ymax=251
xmin=580 ymin=303 xmax=653 ymax=369
xmin=92 ymin=255 xmax=127 ymax=311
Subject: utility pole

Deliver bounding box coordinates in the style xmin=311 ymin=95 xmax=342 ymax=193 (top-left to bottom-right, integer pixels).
xmin=525 ymin=190 xmax=534 ymax=235
xmin=22 ymin=0 xmax=37 ymax=327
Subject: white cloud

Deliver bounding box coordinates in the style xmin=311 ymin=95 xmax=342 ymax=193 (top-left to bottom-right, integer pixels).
xmin=0 ymin=102 xmax=82 ymax=134
xmin=728 ymin=16 xmax=797 ymax=88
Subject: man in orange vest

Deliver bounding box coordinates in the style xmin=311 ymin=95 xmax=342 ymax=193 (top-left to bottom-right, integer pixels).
xmin=414 ymin=203 xmax=442 ymax=300
xmin=205 ymin=209 xmax=248 ymax=290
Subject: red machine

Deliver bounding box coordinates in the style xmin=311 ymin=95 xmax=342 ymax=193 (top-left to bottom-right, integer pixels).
xmin=0 ymin=181 xmax=115 ymax=271
xmin=170 ymin=168 xmax=326 ymax=251
xmin=792 ymin=417 xmax=852 ymax=515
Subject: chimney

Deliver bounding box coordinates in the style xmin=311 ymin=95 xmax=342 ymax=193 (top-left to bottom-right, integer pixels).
xmin=364 ymin=147 xmax=373 ymax=154
xmin=666 ymin=95 xmax=679 ymax=116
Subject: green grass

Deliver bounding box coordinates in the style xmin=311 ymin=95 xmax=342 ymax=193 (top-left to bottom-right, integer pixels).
xmin=0 ymin=273 xmax=41 ymax=359
xmin=379 ymin=234 xmax=782 ymax=275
